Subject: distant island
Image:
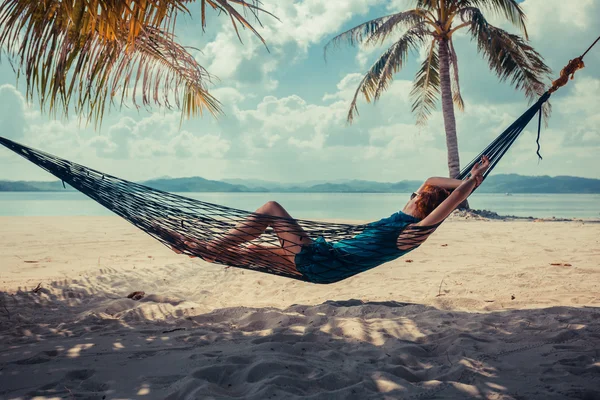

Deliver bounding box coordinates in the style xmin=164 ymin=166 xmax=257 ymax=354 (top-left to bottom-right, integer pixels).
xmin=1 ymin=174 xmax=599 ymax=194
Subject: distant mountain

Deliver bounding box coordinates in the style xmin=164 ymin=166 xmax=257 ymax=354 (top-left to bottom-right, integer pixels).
xmin=222 ymin=178 xmax=348 ymax=190
xmin=293 ymin=180 xmax=423 ymax=193
xmin=0 ymin=180 xmax=71 ymax=191
xmin=1 ymin=174 xmax=599 ymax=193
xmin=476 ymin=174 xmax=600 ymax=194
xmin=140 ymin=177 xmax=262 ymax=193
xmin=221 ymin=178 xmax=289 ymax=191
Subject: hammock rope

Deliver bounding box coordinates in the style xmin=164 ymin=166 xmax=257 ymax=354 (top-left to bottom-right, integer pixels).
xmin=1 ymin=38 xmax=597 ymax=284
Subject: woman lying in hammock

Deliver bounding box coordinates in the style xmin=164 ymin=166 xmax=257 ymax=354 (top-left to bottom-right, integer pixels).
xmin=156 ymin=156 xmax=489 ymax=284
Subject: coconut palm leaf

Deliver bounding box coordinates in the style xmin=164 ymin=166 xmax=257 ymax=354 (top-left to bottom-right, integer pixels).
xmin=448 ymin=39 xmax=464 ymax=111
xmin=364 ymin=10 xmax=428 ymax=46
xmin=324 ymin=14 xmax=403 ymax=55
xmin=53 ymin=1 xmax=272 ymax=46
xmin=346 ymin=26 xmax=429 ymax=123
xmin=90 ymin=27 xmax=220 ymax=124
xmin=0 ymin=0 xmax=272 ymax=125
xmin=410 ymin=39 xmax=440 ymax=126
xmin=324 ymin=10 xmax=428 ymax=59
xmin=201 ymin=0 xmax=277 ymax=47
xmin=414 ymin=0 xmax=439 ymax=11
xmin=373 ymin=24 xmax=430 ymax=100
xmin=461 ymin=7 xmax=550 ymax=101
xmin=458 ymin=0 xmax=528 ymax=38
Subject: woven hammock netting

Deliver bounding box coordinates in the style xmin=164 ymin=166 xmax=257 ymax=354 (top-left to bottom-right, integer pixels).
xmin=0 ymin=92 xmax=551 ymax=283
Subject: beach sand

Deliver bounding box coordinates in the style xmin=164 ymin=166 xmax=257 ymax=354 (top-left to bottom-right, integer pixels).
xmin=0 ymin=216 xmax=599 ymax=399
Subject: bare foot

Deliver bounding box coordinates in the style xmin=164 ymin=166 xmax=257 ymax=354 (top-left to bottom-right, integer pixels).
xmin=186 ymin=240 xmax=223 ymax=263
xmin=150 ymin=223 xmax=188 ymax=254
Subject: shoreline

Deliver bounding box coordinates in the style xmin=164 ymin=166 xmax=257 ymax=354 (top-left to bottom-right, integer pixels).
xmin=451 ymin=208 xmax=600 ymax=222
xmin=1 ymin=208 xmax=599 ymax=223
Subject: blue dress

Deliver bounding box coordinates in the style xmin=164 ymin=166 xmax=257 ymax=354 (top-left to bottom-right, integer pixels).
xmin=295 ymin=211 xmax=421 ymax=284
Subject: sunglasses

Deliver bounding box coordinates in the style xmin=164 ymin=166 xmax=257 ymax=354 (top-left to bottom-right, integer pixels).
xmin=410 ymin=192 xmax=419 ymax=200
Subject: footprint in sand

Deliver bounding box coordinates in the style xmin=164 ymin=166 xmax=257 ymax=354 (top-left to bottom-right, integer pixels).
xmin=28 ymin=369 xmax=108 ymax=399
xmin=192 ymin=364 xmax=240 ymax=385
xmin=13 ymin=350 xmax=58 ymax=365
xmin=128 ymin=350 xmax=158 ymax=360
xmin=142 ymin=375 xmax=185 ymax=389
xmin=384 ymin=365 xmax=422 ymax=383
xmin=65 ymin=369 xmax=95 ymax=381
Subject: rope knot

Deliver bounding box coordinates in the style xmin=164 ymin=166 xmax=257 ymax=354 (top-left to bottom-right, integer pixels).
xmin=548 ymin=57 xmax=585 ymax=94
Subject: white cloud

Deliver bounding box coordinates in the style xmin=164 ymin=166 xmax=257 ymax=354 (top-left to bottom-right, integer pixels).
xmin=236 ymin=94 xmax=346 ymax=150
xmin=385 ymin=0 xmax=414 ymax=12
xmin=0 ymin=84 xmax=27 ymax=141
xmin=370 ymin=123 xmax=429 ymax=147
xmin=554 ymin=77 xmax=600 ymax=116
xmin=196 ymin=0 xmax=385 ymax=92
xmin=200 ymin=29 xmax=258 ymax=80
xmin=520 ymin=0 xmax=596 ymax=37
xmin=211 ymin=87 xmax=246 ymax=104
xmin=322 ymin=73 xmax=363 ymax=101
xmin=89 ymin=112 xmax=231 ymax=160
xmin=132 ymin=112 xmax=180 ymax=139
xmin=170 ymin=130 xmax=231 ymax=158
xmin=261 ymin=0 xmax=384 ymax=50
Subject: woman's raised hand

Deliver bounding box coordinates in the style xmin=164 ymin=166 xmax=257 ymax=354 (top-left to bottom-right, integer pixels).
xmin=470 ymin=155 xmax=490 ymax=179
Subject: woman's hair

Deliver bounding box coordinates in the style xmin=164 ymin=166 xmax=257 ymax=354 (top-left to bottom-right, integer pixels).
xmin=414 ymin=184 xmax=450 ymax=219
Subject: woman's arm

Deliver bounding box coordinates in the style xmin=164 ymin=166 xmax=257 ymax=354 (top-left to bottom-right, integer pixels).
xmin=416 ymin=177 xmax=478 ymax=226
xmin=424 ymin=177 xmax=464 ymax=190
xmin=413 ymin=176 xmax=463 ymax=194
xmin=416 ymin=156 xmax=490 ymax=226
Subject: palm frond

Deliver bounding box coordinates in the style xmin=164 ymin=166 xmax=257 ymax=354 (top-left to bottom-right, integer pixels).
xmin=373 ymin=24 xmax=431 ymax=100
xmin=106 ymin=27 xmax=221 ymax=122
xmin=324 ymin=11 xmax=424 ymax=58
xmin=458 ymin=0 xmax=528 ymax=38
xmin=346 ymin=26 xmax=429 ymax=123
xmin=410 ymin=39 xmax=440 ymax=126
xmin=448 ymin=39 xmax=464 ymax=111
xmin=414 ymin=0 xmax=439 ymax=11
xmin=324 ymin=14 xmax=399 ymax=55
xmin=461 ymin=7 xmax=551 ymax=101
xmin=0 ymin=1 xmax=222 ymax=125
xmin=202 ymin=0 xmax=277 ymax=48
xmin=53 ymin=1 xmax=273 ymax=47
xmin=364 ymin=10 xmax=428 ymax=46
xmin=0 ymin=0 xmax=273 ymax=125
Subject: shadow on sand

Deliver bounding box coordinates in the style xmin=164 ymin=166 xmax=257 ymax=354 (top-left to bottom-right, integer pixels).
xmin=0 ymin=281 xmax=599 ymax=400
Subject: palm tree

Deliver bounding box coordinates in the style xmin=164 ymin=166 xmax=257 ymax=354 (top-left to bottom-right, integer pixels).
xmin=326 ymin=0 xmax=551 ymax=184
xmin=0 ymin=0 xmax=274 ymax=125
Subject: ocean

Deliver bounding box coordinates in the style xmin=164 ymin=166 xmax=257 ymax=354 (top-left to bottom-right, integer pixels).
xmin=1 ymin=192 xmax=599 ymax=220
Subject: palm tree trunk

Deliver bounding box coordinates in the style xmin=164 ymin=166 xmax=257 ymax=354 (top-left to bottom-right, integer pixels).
xmin=438 ymin=38 xmax=469 ymax=209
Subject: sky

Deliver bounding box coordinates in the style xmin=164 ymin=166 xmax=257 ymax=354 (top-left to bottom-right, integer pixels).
xmin=0 ymin=0 xmax=599 ymax=183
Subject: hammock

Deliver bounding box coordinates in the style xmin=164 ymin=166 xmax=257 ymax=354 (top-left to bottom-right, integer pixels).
xmin=0 ymin=93 xmax=550 ymax=283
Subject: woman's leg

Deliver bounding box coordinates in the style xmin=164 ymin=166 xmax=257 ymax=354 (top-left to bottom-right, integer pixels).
xmin=185 ymin=240 xmax=304 ymax=277
xmin=151 ymin=201 xmax=311 ymax=269
xmin=207 ymin=201 xmax=312 ymax=263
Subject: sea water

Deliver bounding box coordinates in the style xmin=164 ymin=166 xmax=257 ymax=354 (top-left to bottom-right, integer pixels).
xmin=0 ymin=192 xmax=598 ymax=220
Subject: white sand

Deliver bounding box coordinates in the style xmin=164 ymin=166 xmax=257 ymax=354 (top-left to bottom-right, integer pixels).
xmin=0 ymin=216 xmax=599 ymax=399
